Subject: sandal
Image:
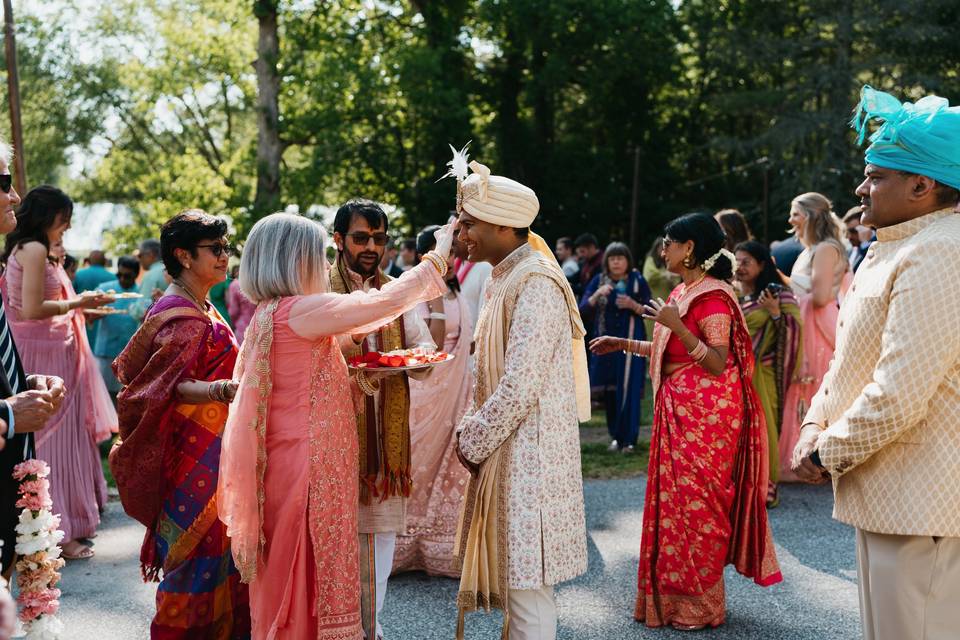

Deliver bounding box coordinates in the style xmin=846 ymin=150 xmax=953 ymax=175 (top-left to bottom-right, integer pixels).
xmin=766 ymin=483 xmax=780 ymax=509
xmin=62 ymin=541 xmax=95 ymax=560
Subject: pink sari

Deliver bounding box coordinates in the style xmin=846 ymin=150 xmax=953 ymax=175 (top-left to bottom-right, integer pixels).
xmin=778 ymin=295 xmax=838 ymax=482
xmin=1 ymin=256 xmax=116 ymax=541
xmin=393 ymin=294 xmax=473 ymax=577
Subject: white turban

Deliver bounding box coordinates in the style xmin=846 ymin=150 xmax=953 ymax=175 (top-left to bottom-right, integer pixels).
xmin=459 ymin=161 xmax=539 ymax=228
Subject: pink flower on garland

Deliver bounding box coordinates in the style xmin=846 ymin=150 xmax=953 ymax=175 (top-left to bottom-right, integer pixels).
xmin=12 ymin=459 xmax=49 ymax=481
xmin=11 ymin=458 xmax=62 ymax=637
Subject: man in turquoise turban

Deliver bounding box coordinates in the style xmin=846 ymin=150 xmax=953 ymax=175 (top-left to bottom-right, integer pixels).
xmin=792 ymin=85 xmax=960 ymax=640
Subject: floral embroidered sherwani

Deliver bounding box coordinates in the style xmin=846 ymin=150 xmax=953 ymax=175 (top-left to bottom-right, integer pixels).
xmin=457 ymin=245 xmax=588 ymax=589
xmin=804 ymin=208 xmax=960 ymax=536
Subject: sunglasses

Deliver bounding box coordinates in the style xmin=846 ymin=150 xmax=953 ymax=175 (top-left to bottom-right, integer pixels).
xmin=0 ymin=174 xmax=11 ymax=194
xmin=347 ymin=232 xmax=389 ymax=246
xmin=662 ymin=238 xmax=675 ymax=248
xmin=196 ymin=242 xmax=234 ymax=258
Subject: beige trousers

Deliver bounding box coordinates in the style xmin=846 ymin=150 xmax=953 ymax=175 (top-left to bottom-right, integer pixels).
xmin=507 ymin=586 xmax=557 ymax=640
xmin=856 ymin=528 xmax=960 ymax=640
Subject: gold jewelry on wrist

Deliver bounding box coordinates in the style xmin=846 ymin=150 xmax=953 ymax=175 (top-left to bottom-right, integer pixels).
xmin=689 ymin=340 xmax=709 ymax=362
xmin=357 ymin=371 xmax=380 ymax=396
xmin=423 ymin=251 xmax=448 ymax=278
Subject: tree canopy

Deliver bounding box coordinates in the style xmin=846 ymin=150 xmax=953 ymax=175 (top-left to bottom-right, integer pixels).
xmin=7 ymin=0 xmax=959 ymax=253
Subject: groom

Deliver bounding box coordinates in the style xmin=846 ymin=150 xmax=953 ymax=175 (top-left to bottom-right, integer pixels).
xmin=451 ymin=155 xmax=590 ymax=640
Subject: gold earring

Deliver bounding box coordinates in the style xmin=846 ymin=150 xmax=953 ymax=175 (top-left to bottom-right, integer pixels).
xmin=186 ymin=264 xmax=192 ymax=270
xmin=682 ymin=253 xmax=696 ymax=269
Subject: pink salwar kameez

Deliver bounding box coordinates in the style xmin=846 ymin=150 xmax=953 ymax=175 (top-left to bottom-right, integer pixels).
xmin=219 ymin=260 xmax=445 ymax=639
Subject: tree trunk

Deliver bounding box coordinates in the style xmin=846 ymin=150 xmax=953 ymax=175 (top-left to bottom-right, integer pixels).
xmin=253 ymin=1 xmax=281 ymax=219
xmin=3 ymin=0 xmax=26 ymax=195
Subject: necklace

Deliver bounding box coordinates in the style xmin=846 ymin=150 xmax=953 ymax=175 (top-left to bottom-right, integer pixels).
xmin=173 ymin=278 xmax=205 ymax=310
xmin=679 ymin=271 xmax=707 ymax=297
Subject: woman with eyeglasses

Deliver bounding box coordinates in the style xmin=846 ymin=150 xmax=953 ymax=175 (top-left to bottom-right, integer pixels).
xmin=590 ymin=213 xmax=781 ymax=630
xmin=0 ymin=185 xmax=117 ymax=561
xmin=110 ymin=209 xmax=251 ymax=638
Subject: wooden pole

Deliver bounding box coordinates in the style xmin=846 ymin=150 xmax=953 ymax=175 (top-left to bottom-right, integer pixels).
xmin=3 ymin=0 xmax=25 ymax=193
xmin=762 ymin=162 xmax=770 ymax=244
xmin=629 ymin=146 xmax=641 ymax=254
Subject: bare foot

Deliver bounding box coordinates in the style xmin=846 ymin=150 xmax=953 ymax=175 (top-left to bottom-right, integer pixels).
xmin=61 ymin=540 xmax=94 ymax=560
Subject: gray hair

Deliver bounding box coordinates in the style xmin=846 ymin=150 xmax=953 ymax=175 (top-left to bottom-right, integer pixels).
xmin=240 ymin=212 xmax=328 ymax=303
xmin=0 ymin=138 xmax=12 ymax=166
xmin=139 ymin=238 xmax=161 ymax=257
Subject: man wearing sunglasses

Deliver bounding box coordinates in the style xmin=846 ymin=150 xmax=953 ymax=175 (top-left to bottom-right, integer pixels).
xmin=329 ymin=198 xmax=436 ymax=640
xmin=0 ymin=145 xmax=66 ymax=582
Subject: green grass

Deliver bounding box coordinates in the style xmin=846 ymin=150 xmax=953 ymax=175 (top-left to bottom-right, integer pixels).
xmin=99 ymin=438 xmax=117 ymax=489
xmin=98 ymin=395 xmax=656 ymax=487
xmin=579 ymin=387 xmax=654 ymax=480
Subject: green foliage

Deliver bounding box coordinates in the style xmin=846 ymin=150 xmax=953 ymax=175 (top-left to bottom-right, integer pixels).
xmin=13 ymin=0 xmax=960 ymax=251
xmin=68 ymin=0 xmax=257 ymax=250
xmin=0 ymin=12 xmax=104 ymax=185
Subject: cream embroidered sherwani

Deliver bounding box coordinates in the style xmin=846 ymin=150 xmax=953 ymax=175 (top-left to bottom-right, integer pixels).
xmin=457 ymin=245 xmax=588 ymax=590
xmin=803 ymin=209 xmax=960 ymax=536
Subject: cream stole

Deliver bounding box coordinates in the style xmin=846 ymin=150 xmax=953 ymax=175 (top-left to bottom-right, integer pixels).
xmin=454 ymin=248 xmax=584 ymax=639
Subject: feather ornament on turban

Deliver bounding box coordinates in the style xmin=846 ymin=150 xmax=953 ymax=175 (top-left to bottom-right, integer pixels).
xmin=443 ymin=143 xmax=540 ymax=228
xmin=441 ymin=143 xmax=592 ymax=422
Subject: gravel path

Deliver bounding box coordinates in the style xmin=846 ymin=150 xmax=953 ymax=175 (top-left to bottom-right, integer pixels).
xmin=55 ymin=480 xmax=858 ymax=639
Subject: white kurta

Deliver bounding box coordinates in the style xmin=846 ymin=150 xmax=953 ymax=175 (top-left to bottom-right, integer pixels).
xmin=457 ymin=245 xmax=588 ymax=590
xmin=352 ymin=270 xmax=435 ymax=534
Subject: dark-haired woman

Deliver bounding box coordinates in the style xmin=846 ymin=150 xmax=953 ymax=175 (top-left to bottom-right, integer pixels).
xmin=642 ymin=237 xmax=680 ymax=341
xmin=110 ymin=209 xmax=250 ymax=638
xmin=734 ymin=241 xmax=802 ymax=507
xmin=714 ymin=208 xmax=753 ymax=251
xmin=580 ymin=242 xmax=651 ymax=451
xmin=591 ymin=212 xmax=780 ymax=630
xmin=0 ymin=185 xmax=117 ymax=560
xmin=394 ymin=225 xmax=474 ymax=577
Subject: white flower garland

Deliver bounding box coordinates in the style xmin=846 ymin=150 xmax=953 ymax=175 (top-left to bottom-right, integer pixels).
xmin=702 ymin=248 xmax=736 ymax=273
xmin=12 ymin=460 xmax=65 ymax=639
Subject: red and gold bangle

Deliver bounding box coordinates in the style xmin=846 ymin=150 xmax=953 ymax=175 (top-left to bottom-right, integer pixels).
xmin=689 ymin=340 xmax=709 ymax=362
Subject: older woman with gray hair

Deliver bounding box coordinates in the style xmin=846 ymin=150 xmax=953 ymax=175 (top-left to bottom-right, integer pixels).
xmin=218 ymin=213 xmax=452 ymax=639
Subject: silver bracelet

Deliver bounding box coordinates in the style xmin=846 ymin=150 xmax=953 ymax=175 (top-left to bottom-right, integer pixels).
xmin=428 ymin=312 xmax=446 ymax=320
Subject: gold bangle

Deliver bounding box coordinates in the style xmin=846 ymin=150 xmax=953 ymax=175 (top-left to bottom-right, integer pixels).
xmin=424 ymin=253 xmax=442 ymax=276
xmin=357 ymin=371 xmax=379 ymax=396
xmin=424 ymin=251 xmax=448 ymax=278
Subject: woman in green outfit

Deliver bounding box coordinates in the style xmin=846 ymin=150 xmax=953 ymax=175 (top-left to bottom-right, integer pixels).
xmin=734 ymin=240 xmax=802 ymax=507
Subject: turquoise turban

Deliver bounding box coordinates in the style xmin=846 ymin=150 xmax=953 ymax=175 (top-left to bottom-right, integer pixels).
xmin=851 ymin=85 xmax=960 ymax=190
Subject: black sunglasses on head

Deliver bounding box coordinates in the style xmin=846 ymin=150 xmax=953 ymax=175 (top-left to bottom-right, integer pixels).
xmin=0 ymin=174 xmax=11 ymax=194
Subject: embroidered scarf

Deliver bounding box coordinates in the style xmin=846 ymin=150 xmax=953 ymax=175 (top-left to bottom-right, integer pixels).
xmin=330 ymin=255 xmax=412 ymax=503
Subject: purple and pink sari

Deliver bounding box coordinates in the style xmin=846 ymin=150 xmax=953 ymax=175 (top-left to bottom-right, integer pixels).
xmin=111 ymin=295 xmax=250 ymax=639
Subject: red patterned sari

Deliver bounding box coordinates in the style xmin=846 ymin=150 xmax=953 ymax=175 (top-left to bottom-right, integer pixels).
xmin=637 ymin=278 xmax=781 ymax=628
xmin=110 ymin=295 xmax=251 ymax=639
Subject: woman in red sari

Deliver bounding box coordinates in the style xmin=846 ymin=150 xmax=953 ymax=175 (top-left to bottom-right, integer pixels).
xmin=110 ymin=210 xmax=250 ymax=639
xmin=592 ymin=212 xmax=781 ymax=630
